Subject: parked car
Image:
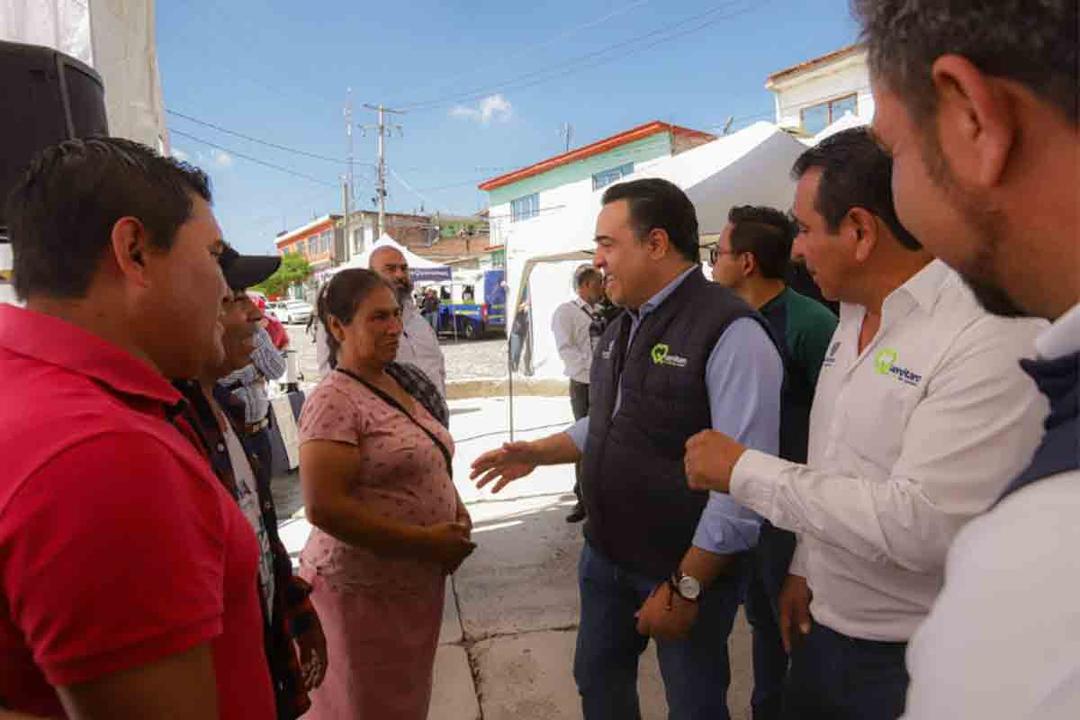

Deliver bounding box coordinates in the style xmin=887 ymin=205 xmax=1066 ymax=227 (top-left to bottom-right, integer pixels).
xmin=272 ymin=299 xmax=313 ymax=325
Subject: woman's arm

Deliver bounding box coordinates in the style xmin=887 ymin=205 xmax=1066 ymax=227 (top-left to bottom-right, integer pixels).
xmin=301 ymin=440 xmax=427 ymax=556
xmin=300 ymin=440 xmax=473 ymax=567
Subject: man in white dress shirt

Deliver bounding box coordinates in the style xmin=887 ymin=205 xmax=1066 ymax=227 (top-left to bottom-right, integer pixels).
xmin=683 ymin=128 xmax=1047 ymax=719
xmin=552 ymin=265 xmax=605 ymax=522
xmin=853 ymin=1 xmax=1080 ymax=717
xmin=316 ymin=246 xmax=447 ymax=395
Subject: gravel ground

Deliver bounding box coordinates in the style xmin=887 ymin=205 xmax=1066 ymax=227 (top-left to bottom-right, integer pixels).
xmin=284 ymin=324 xmax=511 ymax=385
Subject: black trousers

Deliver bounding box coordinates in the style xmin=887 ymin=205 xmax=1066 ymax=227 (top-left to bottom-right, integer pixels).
xmin=569 ymin=380 xmax=590 ymax=505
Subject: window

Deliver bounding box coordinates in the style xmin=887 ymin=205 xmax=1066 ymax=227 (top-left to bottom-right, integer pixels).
xmin=510 ymin=193 xmax=539 ymax=223
xmin=307 ymin=237 xmax=317 ymax=256
xmin=800 ymin=94 xmax=859 ymax=134
xmin=592 ymin=162 xmax=634 ymax=191
xmin=319 ymin=230 xmax=332 ymax=254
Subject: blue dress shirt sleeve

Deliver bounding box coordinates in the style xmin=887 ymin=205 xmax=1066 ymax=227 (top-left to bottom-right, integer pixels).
xmin=692 ymin=317 xmax=783 ymax=555
xmin=565 ymin=416 xmax=589 ymax=453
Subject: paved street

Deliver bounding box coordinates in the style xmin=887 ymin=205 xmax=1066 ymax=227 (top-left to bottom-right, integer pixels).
xmin=276 ymin=394 xmax=754 ymax=720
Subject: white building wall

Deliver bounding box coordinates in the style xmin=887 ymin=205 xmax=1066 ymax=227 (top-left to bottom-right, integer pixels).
xmin=770 ymin=52 xmax=874 ymax=133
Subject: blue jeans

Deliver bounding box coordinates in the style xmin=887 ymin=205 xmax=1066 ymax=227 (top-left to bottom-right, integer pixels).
xmin=573 ymin=542 xmax=745 ymax=720
xmin=744 ymin=522 xmax=796 ymax=720
xmin=781 ymin=622 xmax=909 ymax=720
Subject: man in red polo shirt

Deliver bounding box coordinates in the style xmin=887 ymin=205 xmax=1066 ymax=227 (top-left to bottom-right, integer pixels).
xmin=0 ymin=138 xmax=275 ymax=719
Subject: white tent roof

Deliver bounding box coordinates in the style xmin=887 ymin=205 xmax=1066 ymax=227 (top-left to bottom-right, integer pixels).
xmin=332 ymin=234 xmax=448 ymax=273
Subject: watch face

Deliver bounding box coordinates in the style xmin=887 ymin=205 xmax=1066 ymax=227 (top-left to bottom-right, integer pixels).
xmin=677 ymin=575 xmax=702 ymax=600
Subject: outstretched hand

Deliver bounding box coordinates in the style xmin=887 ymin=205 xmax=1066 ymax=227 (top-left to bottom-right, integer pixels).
xmin=470 ymin=441 xmax=539 ymax=493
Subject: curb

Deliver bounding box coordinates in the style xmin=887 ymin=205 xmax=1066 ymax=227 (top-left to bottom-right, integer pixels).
xmin=446 ymin=377 xmax=569 ymax=400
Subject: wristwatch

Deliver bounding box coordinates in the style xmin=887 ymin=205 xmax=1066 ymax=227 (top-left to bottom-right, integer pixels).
xmin=670 ymin=572 xmax=702 ymax=602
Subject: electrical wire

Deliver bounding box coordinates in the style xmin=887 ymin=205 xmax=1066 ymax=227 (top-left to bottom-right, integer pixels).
xmin=397 ymin=0 xmax=761 ymax=111
xmin=168 ymin=129 xmax=339 ymax=188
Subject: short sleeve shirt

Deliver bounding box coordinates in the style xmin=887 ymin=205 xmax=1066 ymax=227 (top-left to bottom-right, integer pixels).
xmin=0 ymin=305 xmax=274 ymax=719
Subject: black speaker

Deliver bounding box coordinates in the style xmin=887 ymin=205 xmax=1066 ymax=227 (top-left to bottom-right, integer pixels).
xmin=0 ymin=40 xmax=109 ymax=230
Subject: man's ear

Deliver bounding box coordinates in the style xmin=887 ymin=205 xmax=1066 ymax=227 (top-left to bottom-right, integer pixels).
xmin=109 ymin=216 xmax=154 ymax=287
xmin=741 ymin=251 xmax=757 ymax=278
xmin=930 ymin=54 xmax=1016 ymax=189
xmin=847 ymin=208 xmax=879 ymax=263
xmin=645 ymin=227 xmax=672 ymax=260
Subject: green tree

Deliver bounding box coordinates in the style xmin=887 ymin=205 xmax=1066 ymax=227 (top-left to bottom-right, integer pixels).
xmin=254 ymin=252 xmax=311 ymax=297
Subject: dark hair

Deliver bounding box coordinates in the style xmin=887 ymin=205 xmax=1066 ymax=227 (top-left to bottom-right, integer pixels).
xmin=574 ymin=265 xmax=602 ymax=288
xmin=726 ymin=205 xmax=795 ymax=280
xmin=4 ymin=137 xmax=212 ymax=300
xmin=791 ymin=127 xmax=921 ymax=250
xmin=317 ymin=268 xmax=393 ymax=369
xmin=852 ymin=0 xmax=1077 ymax=125
xmin=601 ymin=178 xmax=699 ymax=263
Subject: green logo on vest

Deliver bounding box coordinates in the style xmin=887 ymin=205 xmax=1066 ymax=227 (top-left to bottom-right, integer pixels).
xmin=651 ymin=343 xmax=669 ymax=365
xmin=651 ymin=342 xmax=688 ymax=368
xmin=875 ymin=348 xmax=898 ymax=375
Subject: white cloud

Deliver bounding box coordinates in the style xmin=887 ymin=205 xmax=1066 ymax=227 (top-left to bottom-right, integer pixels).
xmin=450 ymin=94 xmax=513 ymax=125
xmin=211 ymin=149 xmax=234 ymax=168
xmin=170 ymin=147 xmax=190 ymax=161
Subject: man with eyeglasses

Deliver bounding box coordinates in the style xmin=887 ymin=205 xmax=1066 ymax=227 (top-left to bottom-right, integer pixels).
xmin=709 ymin=205 xmax=837 ymax=720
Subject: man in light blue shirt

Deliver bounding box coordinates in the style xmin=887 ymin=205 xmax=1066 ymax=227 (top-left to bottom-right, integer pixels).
xmin=473 ymin=178 xmax=781 ymax=719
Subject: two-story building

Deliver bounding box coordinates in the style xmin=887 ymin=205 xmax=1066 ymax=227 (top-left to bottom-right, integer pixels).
xmin=274 ymin=214 xmax=341 ymax=288
xmin=479 ymin=120 xmax=715 ymax=253
xmin=765 ymin=44 xmax=873 ymax=138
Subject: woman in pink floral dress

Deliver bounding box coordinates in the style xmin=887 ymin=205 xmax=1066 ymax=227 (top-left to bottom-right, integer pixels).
xmin=298 ymin=269 xmax=474 ymax=719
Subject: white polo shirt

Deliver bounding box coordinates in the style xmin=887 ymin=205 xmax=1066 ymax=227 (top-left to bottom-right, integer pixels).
xmin=901 ymin=302 xmax=1080 ymax=719
xmin=731 ymin=260 xmax=1048 ymax=641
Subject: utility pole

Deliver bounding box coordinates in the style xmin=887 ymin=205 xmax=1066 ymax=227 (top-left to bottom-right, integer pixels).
xmin=361 ymin=103 xmax=405 ymax=237
xmin=342 ymin=89 xmax=354 ymax=263
xmin=559 ymin=122 xmax=573 ymax=153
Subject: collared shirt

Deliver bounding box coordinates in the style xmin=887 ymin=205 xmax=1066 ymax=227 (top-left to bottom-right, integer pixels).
xmin=552 ymin=295 xmax=598 ymax=384
xmin=901 ymin=302 xmax=1080 ymax=719
xmin=221 ymin=326 xmax=285 ymax=425
xmin=730 ymin=260 xmax=1048 ymax=641
xmin=396 ymin=302 xmax=446 ymax=396
xmin=566 ymin=265 xmax=782 ymax=556
xmin=0 ymin=305 xmax=274 ymax=719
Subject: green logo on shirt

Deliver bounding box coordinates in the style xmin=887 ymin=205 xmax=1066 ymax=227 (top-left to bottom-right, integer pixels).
xmin=875 ymin=348 xmax=898 ymax=375
xmin=651 ymin=343 xmax=688 ymax=368
xmin=874 ymin=347 xmax=923 ymax=386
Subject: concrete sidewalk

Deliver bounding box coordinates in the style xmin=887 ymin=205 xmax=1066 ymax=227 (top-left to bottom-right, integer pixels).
xmin=279 ymin=395 xmax=752 ymax=719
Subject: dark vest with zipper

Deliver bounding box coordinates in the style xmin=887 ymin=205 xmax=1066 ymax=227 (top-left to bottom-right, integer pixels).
xmin=581 ymin=269 xmax=769 ymax=580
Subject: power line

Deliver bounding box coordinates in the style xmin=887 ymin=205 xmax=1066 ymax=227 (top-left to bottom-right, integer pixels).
xmin=168 ymin=129 xmax=339 ymax=188
xmin=392 ymin=0 xmax=653 ymax=105
xmin=398 ymin=0 xmax=760 ymax=111
xmin=167 ymin=109 xmax=374 ymax=168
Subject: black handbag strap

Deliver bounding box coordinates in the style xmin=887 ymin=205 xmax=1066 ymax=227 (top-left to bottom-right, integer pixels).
xmin=335 ymin=368 xmax=453 ymax=476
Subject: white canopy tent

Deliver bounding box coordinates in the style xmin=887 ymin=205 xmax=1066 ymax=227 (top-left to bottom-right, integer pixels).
xmin=509 ymin=121 xmax=807 ymax=379
xmin=330 ymin=234 xmax=451 ymax=281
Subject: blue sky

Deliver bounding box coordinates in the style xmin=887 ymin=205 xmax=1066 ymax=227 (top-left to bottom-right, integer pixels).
xmin=157 ymin=0 xmax=859 ymax=254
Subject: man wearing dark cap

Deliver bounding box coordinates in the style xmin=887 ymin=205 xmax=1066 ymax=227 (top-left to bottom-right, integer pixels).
xmin=0 ymin=138 xmax=274 ymax=717
xmin=175 ymin=246 xmax=326 ymax=719
xmin=218 ymin=245 xmax=288 ymax=478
